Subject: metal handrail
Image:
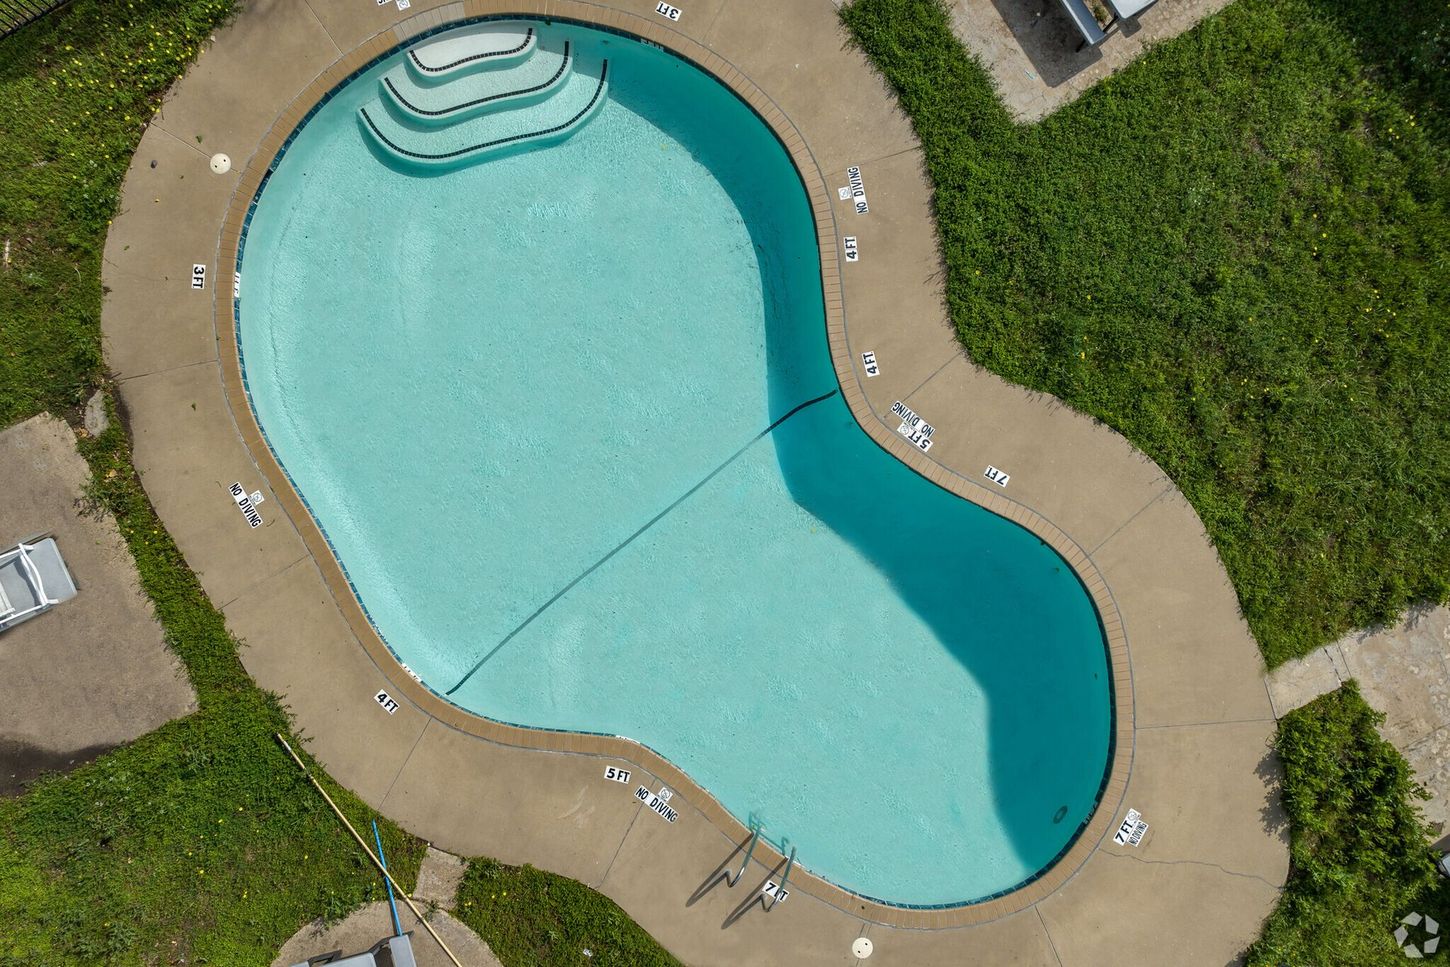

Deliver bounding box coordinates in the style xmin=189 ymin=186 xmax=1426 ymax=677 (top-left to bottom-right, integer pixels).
xmin=729 ymin=826 xmax=761 ymax=887
xmin=768 ymin=847 xmax=796 ymax=912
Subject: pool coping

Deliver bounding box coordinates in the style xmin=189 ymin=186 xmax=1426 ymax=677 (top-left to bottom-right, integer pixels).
xmin=211 ymin=1 xmax=1132 ymax=927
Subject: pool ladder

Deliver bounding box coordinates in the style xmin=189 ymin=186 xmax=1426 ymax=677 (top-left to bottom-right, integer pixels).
xmin=700 ymin=824 xmax=797 ymax=926
xmin=766 ymin=846 xmax=797 ymax=912
xmin=731 ymin=828 xmax=795 ymax=910
xmin=727 ymin=825 xmax=762 ymax=887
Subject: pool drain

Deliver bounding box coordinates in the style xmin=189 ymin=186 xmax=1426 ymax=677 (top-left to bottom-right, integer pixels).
xmin=209 ymin=153 xmax=231 ymax=174
xmin=852 ymin=937 xmax=873 ymax=959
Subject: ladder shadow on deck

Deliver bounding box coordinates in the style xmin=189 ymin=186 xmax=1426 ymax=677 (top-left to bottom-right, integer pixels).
xmin=689 ymin=826 xmax=796 ymax=929
xmin=688 ymin=826 xmax=762 ymax=907
xmin=721 ymin=851 xmax=793 ymax=929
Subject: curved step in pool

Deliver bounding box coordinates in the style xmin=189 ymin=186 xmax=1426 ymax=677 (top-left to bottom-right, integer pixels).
xmin=360 ymin=60 xmax=608 ymax=168
xmin=405 ymin=21 xmax=536 ymax=81
xmin=382 ymin=38 xmax=574 ymax=126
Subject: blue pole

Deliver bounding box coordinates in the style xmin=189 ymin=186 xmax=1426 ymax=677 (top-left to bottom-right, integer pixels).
xmin=372 ymin=819 xmax=403 ymax=937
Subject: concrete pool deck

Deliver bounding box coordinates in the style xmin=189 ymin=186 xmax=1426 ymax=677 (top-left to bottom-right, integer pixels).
xmin=104 ymin=0 xmax=1285 ymax=963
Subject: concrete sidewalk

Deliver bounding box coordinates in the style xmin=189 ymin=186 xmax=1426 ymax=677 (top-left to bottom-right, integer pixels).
xmin=103 ymin=1 xmax=1286 ymax=963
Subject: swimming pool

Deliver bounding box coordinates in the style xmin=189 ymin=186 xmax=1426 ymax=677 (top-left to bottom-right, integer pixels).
xmin=235 ymin=18 xmax=1112 ymax=906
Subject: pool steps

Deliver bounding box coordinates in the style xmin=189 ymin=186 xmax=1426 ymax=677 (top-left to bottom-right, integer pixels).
xmin=361 ymin=25 xmax=606 ymax=168
xmin=382 ymin=38 xmax=574 ymax=126
xmin=404 ymin=22 xmax=537 ymax=80
xmin=360 ymin=62 xmax=607 ymax=167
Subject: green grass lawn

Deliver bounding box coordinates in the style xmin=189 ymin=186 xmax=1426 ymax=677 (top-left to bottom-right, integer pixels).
xmin=1248 ymin=682 xmax=1447 ymax=965
xmin=841 ymin=0 xmax=1449 ymax=666
xmin=0 ymin=4 xmax=677 ymax=963
xmin=455 ymin=860 xmax=685 ymax=967
xmin=0 ymin=0 xmax=232 ymax=426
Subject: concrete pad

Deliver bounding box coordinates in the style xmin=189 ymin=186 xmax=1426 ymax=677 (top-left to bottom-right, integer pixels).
xmin=153 ymin=0 xmax=342 ymax=162
xmin=1116 ymin=721 xmax=1287 ymax=885
xmin=905 ymin=356 xmax=1171 ymax=551
xmin=378 ymin=722 xmax=643 ymax=887
xmin=1265 ymin=606 xmax=1450 ymax=828
xmin=949 ymin=0 xmax=1237 ymax=122
xmin=1406 ymin=725 xmax=1450 ymax=833
xmin=118 ymin=361 xmax=308 ymax=609
xmin=271 ymin=901 xmax=500 ymax=967
xmin=1089 ymin=489 xmax=1272 ymax=728
xmin=414 ymin=846 xmax=469 ymax=908
xmin=224 ymin=555 xmax=430 ymax=806
xmin=84 ymin=391 xmax=109 ymax=437
xmin=0 ymin=415 xmax=195 ymax=793
xmin=1264 ymin=645 xmax=1347 ymax=719
xmin=705 ymin=0 xmax=917 ymax=173
xmin=1037 ymin=847 xmax=1279 ymax=966
xmin=102 ymin=123 xmax=234 ymax=379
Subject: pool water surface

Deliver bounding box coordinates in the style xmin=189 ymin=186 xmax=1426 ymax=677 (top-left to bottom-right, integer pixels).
xmin=236 ymin=18 xmax=1112 ymax=906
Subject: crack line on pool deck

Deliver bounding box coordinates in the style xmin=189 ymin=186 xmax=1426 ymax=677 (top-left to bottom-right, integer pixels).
xmin=1100 ymin=849 xmax=1282 ymax=890
xmin=149 ymin=120 xmax=213 ymax=160
xmin=298 ymin=0 xmax=342 ymax=56
xmin=1035 ymin=906 xmax=1065 ymax=967
xmin=378 ymin=717 xmax=431 ymax=811
xmin=1085 ymin=481 xmax=1175 ymax=557
xmin=898 ymin=350 xmax=961 ymax=408
xmin=595 ymin=797 xmax=645 ymax=890
xmin=444 ymin=388 xmax=840 ymax=696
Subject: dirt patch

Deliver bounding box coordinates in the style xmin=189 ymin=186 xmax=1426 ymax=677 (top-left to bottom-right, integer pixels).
xmin=0 ymin=738 xmax=118 ymax=796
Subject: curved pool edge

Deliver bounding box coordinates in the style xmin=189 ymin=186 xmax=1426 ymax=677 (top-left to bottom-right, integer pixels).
xmin=211 ymin=2 xmax=1132 ymax=925
xmin=98 ymin=0 xmax=1295 ymax=958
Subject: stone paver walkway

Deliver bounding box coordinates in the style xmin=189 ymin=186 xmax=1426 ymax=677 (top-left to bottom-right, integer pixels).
xmin=1267 ymin=605 xmax=1450 ymax=832
xmin=950 ymin=0 xmax=1234 ymax=120
xmin=414 ymin=846 xmax=469 ymax=909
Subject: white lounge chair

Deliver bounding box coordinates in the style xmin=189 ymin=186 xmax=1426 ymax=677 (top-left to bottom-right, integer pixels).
xmin=0 ymin=536 xmax=79 ymax=634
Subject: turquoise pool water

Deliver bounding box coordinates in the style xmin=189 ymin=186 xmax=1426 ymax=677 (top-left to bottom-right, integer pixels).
xmin=237 ymin=19 xmax=1111 ymax=906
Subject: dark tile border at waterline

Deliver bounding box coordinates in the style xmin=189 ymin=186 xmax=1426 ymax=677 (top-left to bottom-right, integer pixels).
xmin=212 ymin=0 xmax=1134 ymax=930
